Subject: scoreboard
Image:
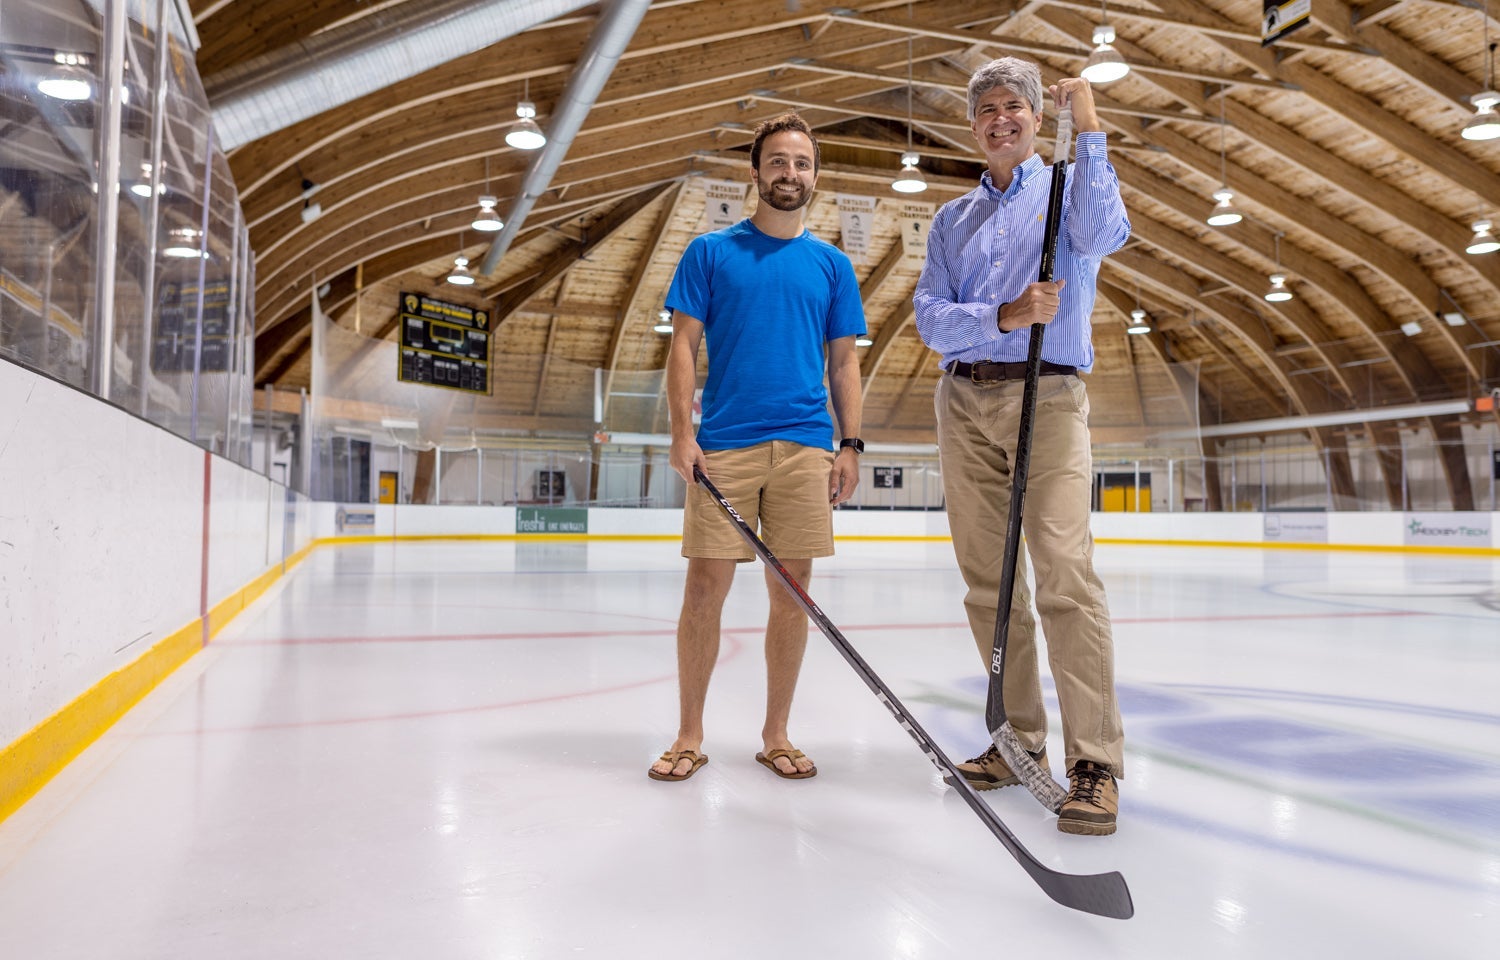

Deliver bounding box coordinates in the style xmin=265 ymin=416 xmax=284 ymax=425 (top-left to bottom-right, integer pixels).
xmin=153 ymin=276 xmax=233 ymax=373
xmin=397 ymin=291 xmax=491 ymax=394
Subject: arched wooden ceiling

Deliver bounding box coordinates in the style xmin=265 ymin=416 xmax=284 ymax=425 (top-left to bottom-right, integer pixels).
xmin=197 ymin=0 xmax=1500 ymax=478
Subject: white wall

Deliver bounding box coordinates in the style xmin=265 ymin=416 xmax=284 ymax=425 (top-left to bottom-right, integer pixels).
xmin=1 ymin=359 xmax=310 ymax=749
xmin=304 ymin=502 xmax=1497 ymax=549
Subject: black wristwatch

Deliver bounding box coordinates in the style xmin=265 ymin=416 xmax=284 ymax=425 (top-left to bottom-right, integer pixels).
xmin=839 ymin=437 xmax=865 ymax=454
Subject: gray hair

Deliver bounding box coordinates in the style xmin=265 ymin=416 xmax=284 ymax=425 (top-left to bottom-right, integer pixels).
xmin=966 ymin=57 xmax=1043 ymax=120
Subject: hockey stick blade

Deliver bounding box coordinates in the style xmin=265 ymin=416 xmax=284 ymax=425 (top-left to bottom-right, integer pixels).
xmin=692 ymin=467 xmax=1134 ymax=919
xmin=990 ymin=720 xmax=1067 ymax=812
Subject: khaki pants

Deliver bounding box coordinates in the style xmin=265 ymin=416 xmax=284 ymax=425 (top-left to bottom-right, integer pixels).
xmin=935 ymin=372 xmax=1124 ymax=778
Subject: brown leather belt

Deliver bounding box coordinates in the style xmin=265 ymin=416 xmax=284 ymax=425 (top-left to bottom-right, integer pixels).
xmin=946 ymin=359 xmax=1078 ymax=382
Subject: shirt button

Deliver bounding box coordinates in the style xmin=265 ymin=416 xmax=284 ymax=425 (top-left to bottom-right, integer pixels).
xmin=992 ymin=260 xmax=1002 ymax=267
xmin=989 ymin=294 xmax=997 ymax=300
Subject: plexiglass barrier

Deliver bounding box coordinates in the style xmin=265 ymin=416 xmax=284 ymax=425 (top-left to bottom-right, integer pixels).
xmin=2 ymin=0 xmax=256 ymax=464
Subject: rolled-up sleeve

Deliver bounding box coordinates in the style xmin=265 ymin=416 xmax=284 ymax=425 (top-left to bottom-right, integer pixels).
xmin=1066 ymin=132 xmax=1130 ymax=259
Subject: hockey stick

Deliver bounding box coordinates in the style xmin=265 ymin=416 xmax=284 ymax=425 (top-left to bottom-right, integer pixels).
xmin=983 ymin=103 xmax=1075 ymax=814
xmin=692 ymin=466 xmax=1133 ymax=919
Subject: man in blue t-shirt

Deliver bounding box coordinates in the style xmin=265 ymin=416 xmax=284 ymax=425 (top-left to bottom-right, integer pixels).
xmin=647 ymin=114 xmax=866 ymax=784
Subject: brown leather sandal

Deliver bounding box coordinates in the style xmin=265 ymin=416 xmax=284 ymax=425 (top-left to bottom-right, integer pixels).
xmin=647 ymin=749 xmax=708 ymax=781
xmin=755 ymin=747 xmax=817 ymax=780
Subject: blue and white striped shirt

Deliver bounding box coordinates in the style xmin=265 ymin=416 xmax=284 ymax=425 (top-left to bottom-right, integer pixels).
xmin=913 ymin=132 xmax=1130 ymax=373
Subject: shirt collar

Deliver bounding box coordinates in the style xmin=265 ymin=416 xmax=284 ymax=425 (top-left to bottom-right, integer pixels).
xmin=979 ymin=154 xmax=1046 ymax=201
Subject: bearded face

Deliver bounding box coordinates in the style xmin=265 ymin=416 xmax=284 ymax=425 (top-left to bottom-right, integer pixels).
xmin=757 ymin=175 xmax=810 ymax=211
xmin=751 ymin=130 xmax=817 ymax=212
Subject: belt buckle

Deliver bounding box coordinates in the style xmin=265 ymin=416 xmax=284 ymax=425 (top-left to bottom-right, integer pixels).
xmin=969 ymin=360 xmax=1001 ymax=383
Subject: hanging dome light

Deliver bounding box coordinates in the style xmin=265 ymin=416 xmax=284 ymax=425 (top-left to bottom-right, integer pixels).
xmin=1264 ymin=273 xmax=1293 ymax=302
xmin=1461 ymin=24 xmax=1499 ymax=140
xmin=1463 ymin=92 xmax=1500 ymax=140
xmin=1080 ymin=24 xmax=1130 ymax=84
xmin=855 ymin=335 xmax=874 ymax=347
xmin=1205 ymin=187 xmax=1242 ymax=226
xmin=38 ymin=52 xmax=92 ymax=101
xmin=892 ymin=151 xmax=927 ymax=193
xmin=446 ymin=256 xmax=476 ymax=285
xmin=506 ymin=102 xmax=547 ymax=150
xmin=471 ymin=195 xmax=503 ymax=232
xmin=163 ymin=227 xmax=203 ymax=259
xmin=653 ymin=308 xmax=674 ymax=334
xmin=1126 ymin=308 xmax=1152 ymax=334
xmin=1467 ymin=219 xmax=1500 ymax=254
xmin=892 ymin=43 xmax=928 ymax=196
xmin=130 ymin=161 xmax=164 ymax=198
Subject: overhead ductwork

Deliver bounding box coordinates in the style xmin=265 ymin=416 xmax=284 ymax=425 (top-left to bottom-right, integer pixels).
xmin=205 ymin=0 xmax=596 ymax=150
xmin=479 ymin=0 xmax=652 ymax=276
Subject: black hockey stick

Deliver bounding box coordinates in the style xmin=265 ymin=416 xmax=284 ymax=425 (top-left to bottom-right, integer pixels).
xmin=692 ymin=466 xmax=1133 ymax=919
xmin=983 ymin=104 xmax=1075 ymax=814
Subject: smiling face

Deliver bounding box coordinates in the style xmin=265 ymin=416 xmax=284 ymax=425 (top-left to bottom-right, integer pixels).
xmin=751 ymin=129 xmax=818 ymax=212
xmin=970 ymin=84 xmax=1042 ymax=180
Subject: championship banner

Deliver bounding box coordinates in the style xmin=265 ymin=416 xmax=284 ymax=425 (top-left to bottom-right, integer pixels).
xmin=700 ymin=179 xmax=748 ymax=231
xmin=1261 ymin=0 xmax=1310 ymax=46
xmin=836 ymin=194 xmax=877 ymax=263
xmin=897 ymin=201 xmax=935 ymax=261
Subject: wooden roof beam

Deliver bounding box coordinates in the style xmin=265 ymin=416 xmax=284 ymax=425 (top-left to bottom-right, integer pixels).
xmin=600 ymin=181 xmax=689 ymax=421
xmin=1111 ymin=157 xmax=1447 ymax=399
xmin=258 ymin=168 xmax=690 ymax=326
xmin=1024 ymin=11 xmax=1487 ymax=386
xmin=1144 ymin=0 xmax=1500 ymax=203
xmin=1039 ymin=0 xmax=1380 ymax=53
xmin=830 ymin=7 xmax=1298 ymax=89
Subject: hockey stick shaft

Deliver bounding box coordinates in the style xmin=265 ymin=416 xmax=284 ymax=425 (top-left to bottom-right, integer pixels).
xmin=692 ymin=466 xmax=1131 ymax=918
xmin=984 ymin=106 xmax=1074 ymax=812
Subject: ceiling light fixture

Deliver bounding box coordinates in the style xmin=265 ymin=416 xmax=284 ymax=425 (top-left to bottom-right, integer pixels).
xmin=472 ymin=196 xmax=502 ymax=232
xmin=1080 ymin=2 xmax=1130 ymax=84
xmin=37 ymin=51 xmax=92 ymax=101
xmin=855 ymin=335 xmax=874 ymax=347
xmin=299 ymin=178 xmax=321 ymax=224
xmin=653 ymin=308 xmax=673 ymax=334
xmin=162 ymin=227 xmax=203 ymax=259
xmin=892 ymin=152 xmax=926 ymax=193
xmin=472 ymin=160 xmax=503 ymax=232
xmin=1461 ymin=11 xmax=1500 ymax=141
xmin=1205 ymin=86 xmax=1242 ymax=226
xmin=1126 ymin=308 xmax=1152 ymax=335
xmin=447 ymin=232 xmax=475 ymax=285
xmin=1400 ymin=319 xmax=1423 ymax=336
xmin=892 ymin=39 xmax=927 ymax=194
xmin=130 ymin=161 xmax=163 ymax=198
xmin=505 ymin=78 xmax=547 ymax=150
xmin=1206 ymin=188 xmax=1243 ymax=227
xmin=1264 ymin=233 xmax=1293 ymax=302
xmin=447 ymin=255 xmax=475 ymax=285
xmin=1467 ymin=218 xmax=1500 ymax=254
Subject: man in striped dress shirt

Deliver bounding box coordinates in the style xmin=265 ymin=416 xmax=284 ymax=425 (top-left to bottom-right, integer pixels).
xmin=913 ymin=58 xmax=1129 ymax=835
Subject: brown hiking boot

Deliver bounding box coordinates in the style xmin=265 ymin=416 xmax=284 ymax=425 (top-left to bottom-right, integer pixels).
xmin=1057 ymin=760 xmax=1118 ymax=835
xmin=955 ymin=743 xmax=1049 ymax=791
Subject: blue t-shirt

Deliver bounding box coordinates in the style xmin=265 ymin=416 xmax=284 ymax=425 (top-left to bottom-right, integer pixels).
xmin=665 ymin=219 xmax=866 ymax=451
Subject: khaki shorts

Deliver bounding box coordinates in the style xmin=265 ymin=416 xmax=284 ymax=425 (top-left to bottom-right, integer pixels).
xmin=683 ymin=441 xmax=836 ymax=561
